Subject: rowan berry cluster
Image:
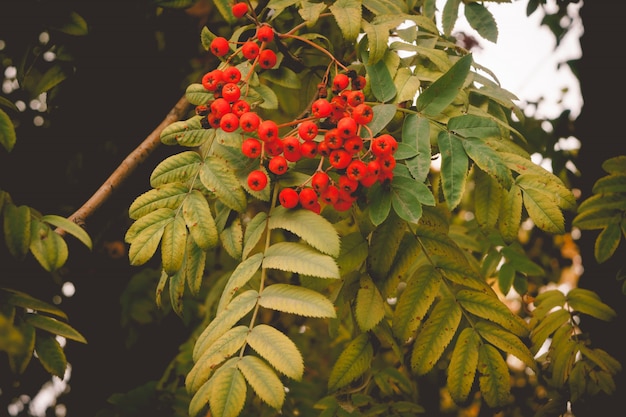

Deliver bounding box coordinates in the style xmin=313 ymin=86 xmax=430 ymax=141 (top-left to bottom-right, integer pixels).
xmin=196 ymin=7 xmax=398 ymax=215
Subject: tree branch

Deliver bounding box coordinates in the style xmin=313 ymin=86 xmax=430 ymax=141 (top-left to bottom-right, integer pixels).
xmin=56 ymin=94 xmax=191 ymax=235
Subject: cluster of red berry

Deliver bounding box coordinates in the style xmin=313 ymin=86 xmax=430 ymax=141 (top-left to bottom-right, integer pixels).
xmin=195 ymin=3 xmax=398 ymax=214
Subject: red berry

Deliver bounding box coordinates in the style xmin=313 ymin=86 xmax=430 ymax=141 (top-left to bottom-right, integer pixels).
xmin=298 ymin=120 xmax=318 ymax=141
xmin=366 ymin=159 xmax=381 ymax=177
xmin=311 ymin=171 xmax=330 ymax=193
xmin=324 ymin=128 xmax=343 ymax=150
xmin=223 ymin=66 xmax=242 ymax=83
xmin=360 ymin=172 xmax=378 ymax=188
xmin=351 ymin=103 xmax=373 ymax=125
xmin=332 ymin=73 xmax=350 ymax=92
xmin=219 ymin=112 xmax=240 ymax=132
xmin=345 ymin=90 xmax=365 ymax=107
xmin=346 ymin=159 xmax=367 ymax=181
xmin=257 ymin=120 xmax=278 ymax=141
xmin=321 ymin=185 xmax=340 ymax=205
xmin=210 ymin=37 xmax=230 ymax=57
xmin=337 ymin=116 xmax=358 ymax=139
xmin=231 ymin=2 xmax=248 ymax=18
xmin=239 ymin=111 xmax=260 ymax=132
xmin=371 ymin=134 xmax=396 ymax=156
xmin=279 ymin=188 xmax=299 ymax=209
xmin=242 ymin=41 xmax=260 ymax=60
xmin=352 ymin=75 xmax=367 ymax=90
xmin=221 ymin=82 xmax=241 ymax=103
xmin=300 ymin=141 xmax=318 ymax=158
xmin=247 ymin=170 xmax=268 ymax=191
xmin=339 ymin=175 xmax=358 ymax=193
xmin=317 ymin=140 xmax=331 ymax=157
xmin=299 ymin=188 xmax=318 ymax=209
xmin=378 ymin=154 xmax=396 ymax=172
xmin=259 ymin=49 xmax=277 ymax=69
xmin=241 ymin=138 xmax=261 ymax=158
xmin=256 ymin=25 xmax=275 ymax=43
xmin=265 ymin=138 xmax=284 ymax=156
xmin=268 ymin=155 xmax=289 ymax=175
xmin=344 ymin=136 xmax=364 ymax=155
xmin=231 ymin=99 xmax=250 ymax=117
xmin=329 ymin=149 xmax=352 ymax=169
xmin=202 ymin=70 xmax=224 ymax=91
xmin=210 ymin=98 xmax=231 ymax=118
xmin=311 ymin=98 xmax=332 ymax=118
xmin=207 ymin=113 xmax=221 ymax=129
xmin=282 ymin=136 xmax=302 ymax=162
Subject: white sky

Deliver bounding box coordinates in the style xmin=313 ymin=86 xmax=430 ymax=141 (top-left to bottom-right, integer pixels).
xmin=437 ymin=0 xmax=584 ymax=119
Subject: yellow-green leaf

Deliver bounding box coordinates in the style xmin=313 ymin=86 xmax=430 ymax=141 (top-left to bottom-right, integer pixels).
xmin=242 ymin=211 xmax=267 ymax=260
xmin=498 ymin=184 xmax=522 ymax=243
xmin=328 ymin=333 xmax=373 ymax=392
xmin=355 ymin=274 xmax=386 ymax=331
xmin=200 ymin=155 xmax=247 ymax=212
xmin=456 ymin=289 xmax=529 ymax=337
xmin=3 ymin=203 xmax=31 ymax=259
xmin=447 ymin=327 xmax=479 ymax=404
xmin=529 ymin=308 xmax=569 ymax=354
xmin=209 ymin=364 xmax=247 ymax=417
xmin=128 ymin=184 xmax=189 ymax=220
xmin=594 ymin=223 xmax=622 ymax=263
xmin=263 ymin=242 xmax=340 ymax=279
xmin=237 ymin=355 xmax=285 ymax=409
xmin=185 ymin=238 xmax=207 ymax=295
xmin=23 ymin=313 xmax=87 ymax=344
xmin=183 ymin=190 xmax=218 ymax=250
xmin=258 ymin=283 xmax=336 ymax=318
xmin=0 ymin=108 xmax=17 ymax=152
xmin=150 ymin=151 xmax=203 ymax=187
xmin=7 ymin=321 xmax=34 ymax=375
xmin=566 ymin=288 xmax=617 ymax=322
xmin=329 ymin=0 xmax=362 ymax=41
xmin=268 ymin=206 xmax=340 ymax=257
xmin=473 ymin=167 xmax=502 ymax=230
xmin=411 ymin=296 xmax=462 ymax=375
xmin=160 ymin=116 xmax=213 ymax=147
xmin=126 ymin=209 xmax=174 ymax=266
xmin=220 ymin=217 xmax=243 ymax=260
xmin=3 ymin=288 xmax=67 ymax=319
xmin=217 ymin=253 xmax=263 ymax=314
xmin=477 ymin=344 xmax=511 ymax=408
xmin=475 ymin=321 xmax=538 ymax=373
xmin=40 ymin=215 xmax=92 ymax=250
xmin=246 ymin=324 xmax=304 ymax=380
xmin=34 ymin=332 xmax=67 ymax=378
xmin=29 ymin=218 xmax=68 ymax=272
xmin=162 ymin=215 xmax=187 ymax=275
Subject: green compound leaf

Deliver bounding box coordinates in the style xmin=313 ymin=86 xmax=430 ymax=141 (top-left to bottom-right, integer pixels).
xmin=268 ymin=206 xmax=340 ymax=257
xmin=183 ymin=190 xmax=218 ymax=250
xmin=437 ymin=131 xmax=468 ymax=210
xmin=368 ymin=104 xmax=398 ymax=137
xmin=263 ymin=242 xmax=340 ymax=279
xmin=29 ymin=218 xmax=68 ymax=273
xmin=410 ymin=296 xmax=462 ymax=375
xmin=2 ymin=288 xmax=67 ymax=319
xmin=237 ymin=355 xmax=285 ymax=410
xmin=193 ymin=290 xmax=259 ymax=361
xmin=364 ymin=53 xmax=397 ymax=103
xmin=129 ymin=184 xmax=188 ymax=220
xmin=329 ymin=0 xmax=362 ymax=42
xmin=530 ymin=308 xmax=570 ymax=354
xmin=475 ymin=321 xmax=538 ymax=373
xmin=217 ymin=253 xmax=263 ymax=314
xmin=23 ymin=313 xmax=87 ymax=344
xmin=441 ymin=0 xmax=461 ymax=36
xmin=185 ymin=83 xmax=213 ymax=105
xmin=0 ymin=108 xmax=17 ymax=152
xmin=498 ymin=184 xmax=522 ymax=243
xmin=185 ymin=238 xmax=207 ymax=295
xmin=595 ymin=223 xmax=622 ymax=263
xmin=355 ymin=274 xmax=386 ymax=331
xmin=259 ymin=283 xmax=336 ymax=318
xmin=519 ymin=178 xmax=565 ymax=234
xmin=447 ymin=327 xmax=479 ymax=404
xmin=592 ymin=173 xmax=626 ymax=194
xmin=392 ymin=264 xmax=441 ymax=344
xmin=462 ymin=137 xmax=512 ymax=190
xmin=220 ymin=217 xmax=243 ymax=260
xmin=367 ymin=181 xmax=392 ymax=226
xmin=161 ymin=215 xmax=187 ymax=276
xmin=209 ymin=364 xmax=247 ymax=417
xmin=464 ymin=2 xmax=498 ymax=43
xmin=328 ymin=333 xmax=373 ymax=392
xmin=478 ymin=344 xmax=511 ymax=408
xmin=456 ymin=289 xmax=529 ymax=337
xmin=473 ymin=167 xmax=502 ymax=229
xmin=402 ymin=113 xmax=432 ymax=183
xmin=200 ymin=155 xmax=247 ymax=213
xmin=416 ymin=53 xmax=472 ymax=117
xmin=186 ymin=326 xmax=248 ymax=394
xmin=40 ymin=215 xmax=92 ymax=251
xmin=150 ymin=151 xmax=203 ymax=187
xmin=361 ymin=20 xmax=393 ymax=65
xmin=566 ymin=288 xmax=617 ymax=322
xmin=160 ymin=116 xmax=214 ymax=147
xmin=125 ymin=208 xmax=175 ymax=266
xmin=246 ymin=324 xmax=304 ymax=380
xmin=390 ymin=176 xmax=430 ymax=223
xmin=3 ymin=203 xmax=31 ymax=259
xmin=34 ymin=332 xmax=67 ymax=378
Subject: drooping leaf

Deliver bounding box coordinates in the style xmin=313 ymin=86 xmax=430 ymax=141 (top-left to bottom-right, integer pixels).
xmin=183 ymin=190 xmax=218 ymax=250
xmin=3 ymin=203 xmax=31 ymax=259
xmin=29 ymin=218 xmax=68 ymax=272
xmin=465 ymin=2 xmax=498 ymax=43
xmin=572 ymin=207 xmax=621 ymax=230
xmin=594 ymin=223 xmax=622 ymax=263
xmin=128 ymin=184 xmax=189 ymax=220
xmin=150 ymin=151 xmax=203 ymax=187
xmin=242 ymin=211 xmax=267 ymax=260
xmin=41 ymin=215 xmax=92 ymax=250
xmin=473 ymin=167 xmax=502 ymax=229
xmin=438 ymin=131 xmax=468 ymax=210
xmin=258 ymin=283 xmax=336 ymax=318
xmin=23 ymin=313 xmax=87 ymax=344
xmin=268 ymin=206 xmax=340 ymax=257
xmin=456 ymin=289 xmax=529 ymax=337
xmin=355 ymin=274 xmax=386 ymax=331
xmin=6 ymin=320 xmax=33 ymax=375
xmin=263 ymin=242 xmax=340 ymax=279
xmin=209 ymin=364 xmax=247 ymax=417
xmin=462 ymin=137 xmax=512 ymax=189
xmin=475 ymin=321 xmax=537 ymax=373
xmin=402 ymin=113 xmax=432 ymax=183
xmin=0 ymin=108 xmax=17 ymax=152
xmin=160 ymin=116 xmax=213 ymax=147
xmin=168 ymin=265 xmax=186 ymax=316
xmin=592 ymin=173 xmax=626 ymax=194
xmin=447 ymin=327 xmax=479 ymax=404
xmin=364 ymin=52 xmax=397 ymax=103
xmin=551 ymin=336 xmax=578 ymax=388
xmin=34 ymin=332 xmax=67 ymax=378
xmin=500 ymin=245 xmax=545 ymax=276
xmin=498 ymin=184 xmax=523 ymax=243
xmin=220 ymin=216 xmax=243 ymax=260
xmin=193 ymin=290 xmax=259 ymax=361
xmin=520 ymin=183 xmax=565 ymax=234
xmin=187 ymin=326 xmax=249 ymax=394
xmin=217 ymin=253 xmax=263 ymax=314
xmin=329 ymin=0 xmax=362 ymax=41
xmin=529 ymin=308 xmax=570 ymax=354
xmin=246 ymin=324 xmax=304 ymax=380
xmin=3 ymin=289 xmax=68 ymax=319
xmin=367 ymin=212 xmax=406 ymax=281
xmin=392 ymin=264 xmax=441 ymax=343
xmin=189 ymin=373 xmax=214 ymax=417
xmin=200 ymin=155 xmax=247 ymax=213
xmin=566 ymin=288 xmax=617 ymax=322
xmin=126 ymin=208 xmax=174 ymax=266
xmin=161 ymin=215 xmax=187 ymax=276
xmin=328 ymin=333 xmax=373 ymax=392
xmin=185 ymin=238 xmax=207 ymax=295
xmin=477 ymin=344 xmax=511 ymax=408
xmin=416 ymin=53 xmax=472 ymax=117
xmin=237 ymin=355 xmax=285 ymax=409
xmin=410 ymin=296 xmax=462 ymax=375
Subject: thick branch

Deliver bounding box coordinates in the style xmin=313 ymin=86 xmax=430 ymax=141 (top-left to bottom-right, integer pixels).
xmin=57 ymin=94 xmax=190 ymax=235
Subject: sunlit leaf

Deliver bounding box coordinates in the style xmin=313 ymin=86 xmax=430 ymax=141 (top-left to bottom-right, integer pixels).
xmin=258 ymin=283 xmax=336 ymax=318
xmin=200 ymin=155 xmax=247 ymax=213
xmin=41 ymin=215 xmax=92 ymax=250
xmin=263 ymin=242 xmax=340 ymax=279
xmin=355 ymin=274 xmax=386 ymax=331
xmin=364 ymin=51 xmax=397 ymax=103
xmin=237 ymin=355 xmax=285 ymax=409
xmin=160 ymin=116 xmax=213 ymax=147
xmin=473 ymin=167 xmax=502 ymax=229
xmin=246 ymin=324 xmax=304 ymax=380
xmin=475 ymin=321 xmax=537 ymax=373
xmin=456 ymin=289 xmax=529 ymax=337
xmin=402 ymin=114 xmax=432 ymax=183
xmin=126 ymin=208 xmax=174 ymax=266
xmin=209 ymin=365 xmax=247 ymax=417
xmin=477 ymin=344 xmax=510 ymax=408
xmin=328 ymin=333 xmax=373 ymax=392
xmin=217 ymin=253 xmax=263 ymax=314
xmin=220 ymin=217 xmax=243 ymax=260
xmin=329 ymin=0 xmax=362 ymax=41
xmin=183 ymin=190 xmax=218 ymax=250
xmin=150 ymin=151 xmax=203 ymax=187
xmin=128 ymin=184 xmax=189 ymax=220
xmin=462 ymin=137 xmax=512 ymax=189
xmin=567 ymin=288 xmax=617 ymax=322
xmin=29 ymin=218 xmax=68 ymax=272
xmin=162 ymin=215 xmax=187 ymax=275
xmin=498 ymin=184 xmax=522 ymax=243
xmin=416 ymin=53 xmax=472 ymax=116
xmin=24 ymin=313 xmax=86 ymax=343
xmin=447 ymin=327 xmax=479 ymax=403
xmin=465 ymin=2 xmax=498 ymax=43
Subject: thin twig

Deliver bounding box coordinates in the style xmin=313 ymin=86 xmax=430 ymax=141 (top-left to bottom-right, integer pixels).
xmin=56 ymin=94 xmax=191 ymax=235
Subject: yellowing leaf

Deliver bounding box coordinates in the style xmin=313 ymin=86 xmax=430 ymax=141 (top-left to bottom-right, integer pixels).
xmin=456 ymin=289 xmax=529 ymax=337
xmin=477 ymin=344 xmax=511 ymax=408
xmin=29 ymin=218 xmax=68 ymax=272
xmin=128 ymin=184 xmax=189 ymax=220
xmin=475 ymin=321 xmax=538 ymax=373
xmin=328 ymin=333 xmax=373 ymax=392
xmin=246 ymin=324 xmax=304 ymax=380
xmin=209 ymin=364 xmax=247 ymax=417
xmin=162 ymin=215 xmax=187 ymax=276
xmin=329 ymin=0 xmax=362 ymax=41
xmin=473 ymin=167 xmax=502 ymax=230
xmin=23 ymin=313 xmax=86 ymax=344
xmin=183 ymin=190 xmax=218 ymax=250
xmin=355 ymin=274 xmax=385 ymax=331
xmin=498 ymin=184 xmax=522 ymax=243
xmin=149 ymin=150 xmax=203 ymax=187
xmin=263 ymin=242 xmax=340 ymax=279
xmin=237 ymin=355 xmax=285 ymax=409
xmin=126 ymin=209 xmax=174 ymax=266
xmin=259 ymin=283 xmax=336 ymax=318
xmin=567 ymin=288 xmax=617 ymax=322
xmin=160 ymin=116 xmax=213 ymax=147
xmin=217 ymin=253 xmax=263 ymax=314
xmin=200 ymin=155 xmax=247 ymax=213
xmin=447 ymin=327 xmax=480 ymax=404
xmin=3 ymin=203 xmax=31 ymax=259
xmin=594 ymin=223 xmax=622 ymax=263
